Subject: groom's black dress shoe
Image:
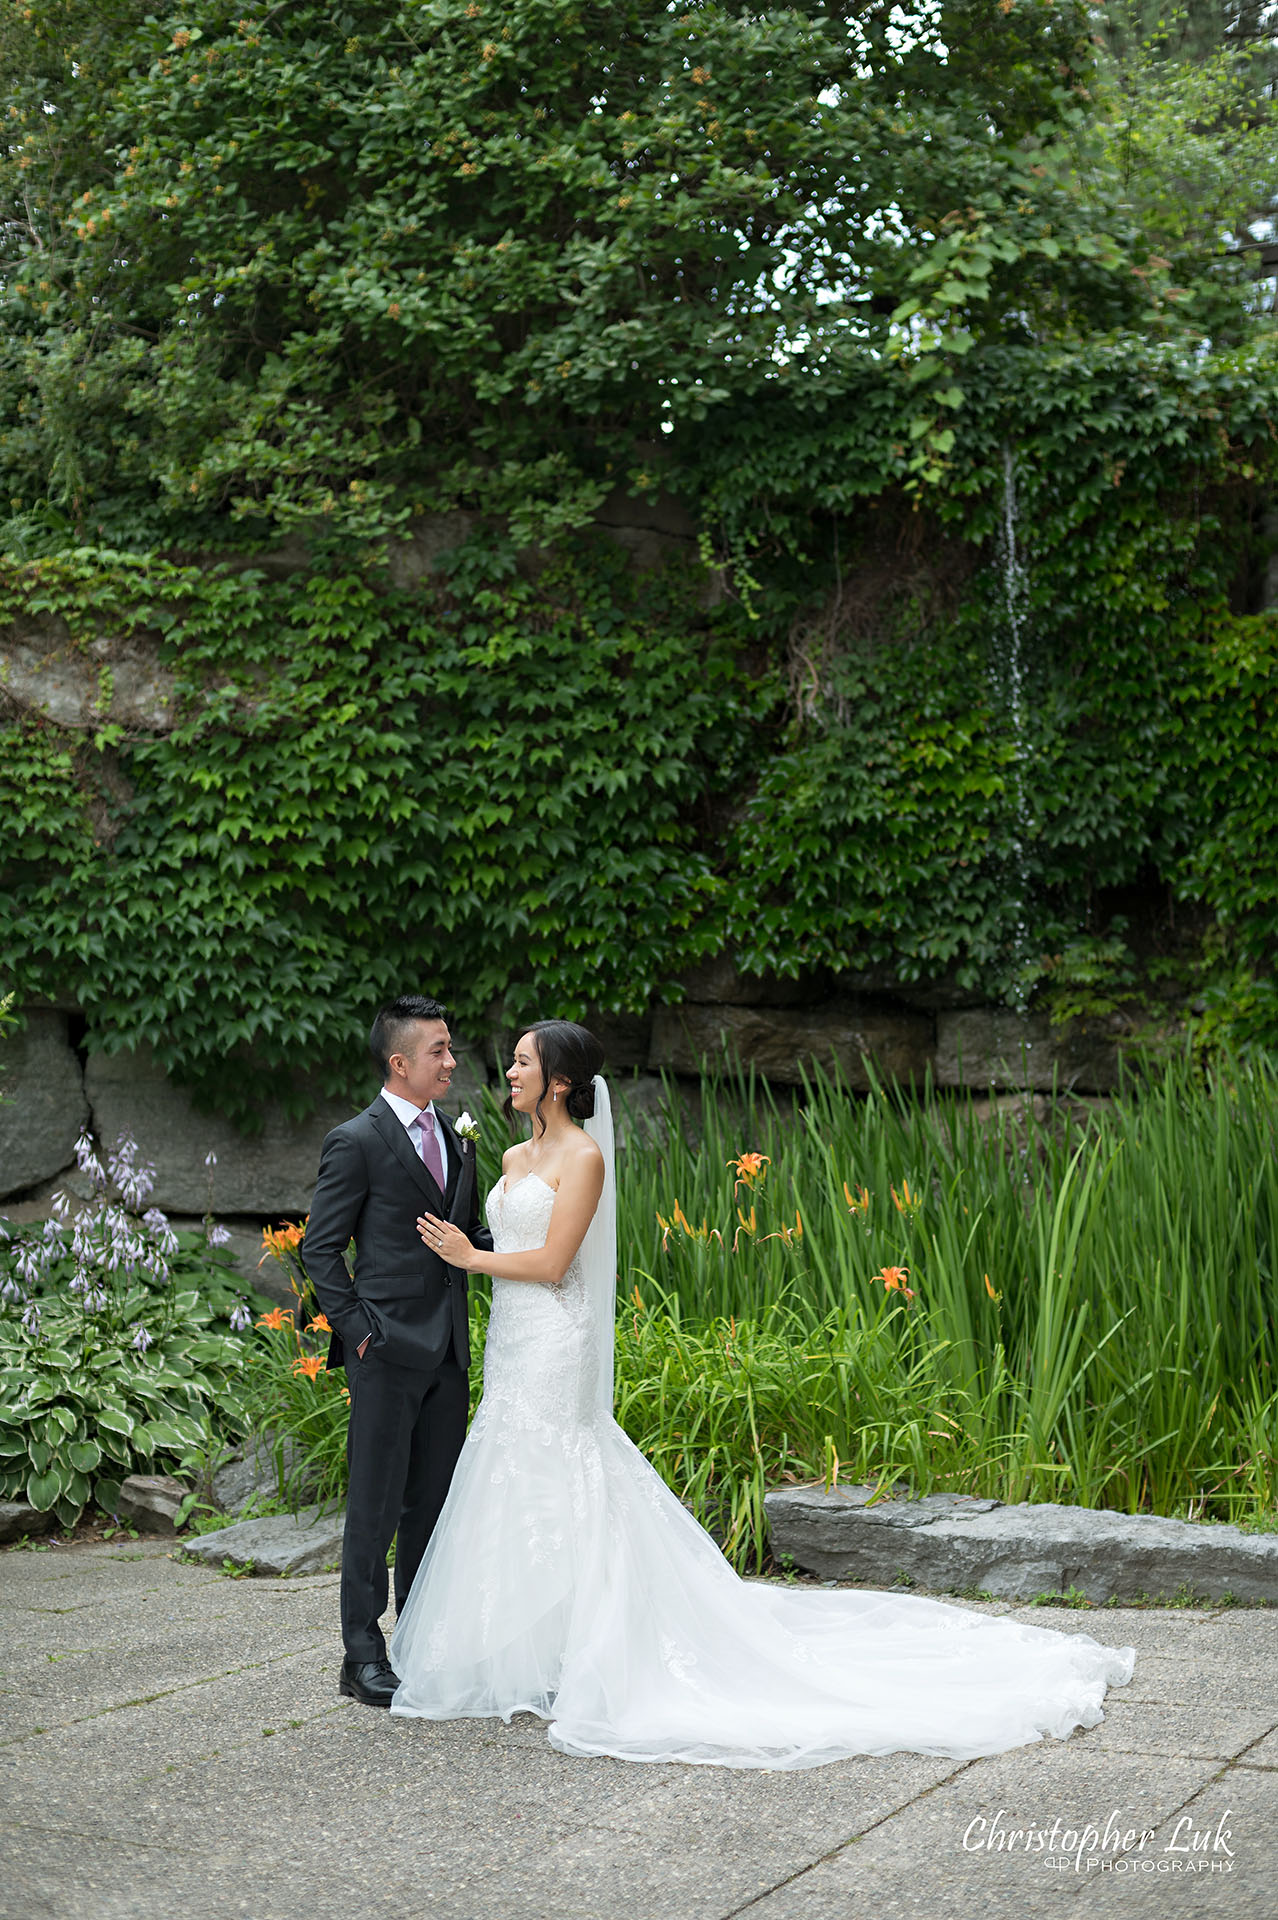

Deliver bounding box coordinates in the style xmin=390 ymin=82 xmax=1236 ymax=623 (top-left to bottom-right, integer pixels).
xmin=339 ymin=1656 xmax=400 ymax=1707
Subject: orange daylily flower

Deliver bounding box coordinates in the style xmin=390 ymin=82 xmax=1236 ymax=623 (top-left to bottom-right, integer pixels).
xmin=259 ymin=1221 xmax=305 ymax=1264
xmin=292 ymin=1355 xmax=326 ymax=1380
xmin=306 ymin=1313 xmax=332 ymax=1334
xmin=769 ymin=1209 xmax=804 ymax=1247
xmin=256 ymin=1306 xmax=291 ymax=1330
xmin=658 ymin=1201 xmax=720 ymax=1246
xmin=728 ymin=1152 xmax=770 ymax=1191
xmin=984 ymin=1273 xmax=1002 ymax=1303
xmin=876 ymin=1265 xmax=915 ymax=1301
xmin=890 ymin=1181 xmax=918 ymax=1213
xmin=843 ymin=1182 xmax=870 ymax=1216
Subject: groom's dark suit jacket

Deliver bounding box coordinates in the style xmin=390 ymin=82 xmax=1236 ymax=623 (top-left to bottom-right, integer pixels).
xmin=300 ymin=1097 xmax=491 ymax=1373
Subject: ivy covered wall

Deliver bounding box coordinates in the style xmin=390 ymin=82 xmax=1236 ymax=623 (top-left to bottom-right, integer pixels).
xmin=4 ymin=345 xmax=1278 ymax=1122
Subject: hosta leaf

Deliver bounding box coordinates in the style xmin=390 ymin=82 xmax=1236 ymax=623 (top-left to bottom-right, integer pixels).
xmin=96 ymin=1406 xmax=135 ymax=1439
xmin=66 ymin=1439 xmax=102 ymax=1474
xmin=26 ymin=1466 xmax=63 ymax=1511
xmin=63 ymin=1469 xmax=91 ymax=1507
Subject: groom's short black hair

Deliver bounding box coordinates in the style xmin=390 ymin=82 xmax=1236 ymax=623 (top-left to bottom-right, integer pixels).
xmin=370 ymin=994 xmax=450 ymax=1079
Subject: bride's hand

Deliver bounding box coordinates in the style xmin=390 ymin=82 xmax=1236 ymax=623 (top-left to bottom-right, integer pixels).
xmin=418 ymin=1213 xmax=475 ymax=1270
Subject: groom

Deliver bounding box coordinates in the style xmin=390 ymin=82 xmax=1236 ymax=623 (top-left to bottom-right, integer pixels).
xmin=301 ymin=993 xmax=491 ymax=1707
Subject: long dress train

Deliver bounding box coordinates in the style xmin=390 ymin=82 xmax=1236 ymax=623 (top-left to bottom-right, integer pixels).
xmin=390 ymin=1153 xmax=1134 ymax=1769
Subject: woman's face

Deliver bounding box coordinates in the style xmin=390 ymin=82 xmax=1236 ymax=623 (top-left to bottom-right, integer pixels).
xmin=506 ymin=1031 xmax=544 ymax=1116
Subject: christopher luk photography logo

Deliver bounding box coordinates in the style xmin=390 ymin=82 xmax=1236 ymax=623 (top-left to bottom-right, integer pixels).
xmin=962 ymin=1807 xmax=1236 ymax=1875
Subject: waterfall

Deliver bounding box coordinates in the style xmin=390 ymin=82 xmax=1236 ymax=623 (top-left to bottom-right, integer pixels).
xmin=998 ymin=445 xmax=1033 ymax=1017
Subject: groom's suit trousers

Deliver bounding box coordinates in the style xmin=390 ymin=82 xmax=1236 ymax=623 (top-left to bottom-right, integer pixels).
xmin=341 ymin=1335 xmax=469 ymax=1661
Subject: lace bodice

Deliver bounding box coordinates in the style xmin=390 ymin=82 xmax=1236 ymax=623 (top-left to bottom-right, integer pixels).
xmin=477 ymin=1174 xmax=594 ymax=1431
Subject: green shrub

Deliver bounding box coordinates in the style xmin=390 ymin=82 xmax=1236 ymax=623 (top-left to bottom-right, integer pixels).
xmin=0 ymin=1128 xmax=259 ymax=1524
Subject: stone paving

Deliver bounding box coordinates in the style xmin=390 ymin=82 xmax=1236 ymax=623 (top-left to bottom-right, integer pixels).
xmin=0 ymin=1540 xmax=1273 ymax=1920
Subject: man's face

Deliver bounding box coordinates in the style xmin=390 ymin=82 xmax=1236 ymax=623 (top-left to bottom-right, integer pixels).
xmin=388 ymin=1019 xmax=455 ymax=1109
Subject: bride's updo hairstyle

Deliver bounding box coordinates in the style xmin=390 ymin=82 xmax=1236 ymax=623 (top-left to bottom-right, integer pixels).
xmin=509 ymin=1020 xmax=605 ymax=1133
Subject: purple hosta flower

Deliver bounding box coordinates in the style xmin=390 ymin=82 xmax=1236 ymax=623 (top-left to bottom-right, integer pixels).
xmin=41 ymin=1218 xmax=66 ymax=1249
xmin=0 ymin=1276 xmax=24 ymax=1306
xmin=141 ymin=1247 xmax=172 ymax=1285
xmin=106 ymin=1129 xmax=136 ymax=1183
xmin=117 ymin=1164 xmax=156 ymax=1209
xmin=21 ymin=1300 xmax=40 ymax=1333
xmin=103 ymin=1207 xmax=146 ymax=1278
xmin=108 ymin=1132 xmax=156 ymax=1209
xmin=50 ymin=1190 xmax=72 ymax=1221
xmin=142 ymin=1207 xmax=178 ymax=1256
xmin=206 ymin=1223 xmax=233 ymax=1249
xmin=130 ymin=1323 xmax=153 ymax=1352
xmin=74 ymin=1129 xmax=108 ymax=1190
xmin=83 ymin=1286 xmax=109 ymax=1313
xmin=204 ymin=1150 xmax=218 ymax=1170
xmin=14 ymin=1244 xmax=46 ymax=1288
xmin=67 ymin=1267 xmax=89 ymax=1295
xmin=229 ymin=1300 xmax=252 ymax=1333
xmin=0 ymin=1221 xmax=9 ymax=1243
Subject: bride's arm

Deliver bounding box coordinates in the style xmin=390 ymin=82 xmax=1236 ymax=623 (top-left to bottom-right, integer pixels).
xmin=418 ymin=1147 xmax=604 ymax=1285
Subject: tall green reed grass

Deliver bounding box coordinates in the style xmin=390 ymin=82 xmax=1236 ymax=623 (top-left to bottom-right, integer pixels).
xmin=611 ymin=1053 xmax=1278 ymax=1563
xmin=251 ymin=1055 xmax=1277 ymax=1571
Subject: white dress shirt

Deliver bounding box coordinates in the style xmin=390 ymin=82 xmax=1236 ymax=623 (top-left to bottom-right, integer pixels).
xmin=379 ymin=1087 xmax=452 ymax=1187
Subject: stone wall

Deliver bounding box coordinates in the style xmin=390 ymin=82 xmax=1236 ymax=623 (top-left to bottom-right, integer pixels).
xmin=0 ymin=981 xmax=1122 ymax=1215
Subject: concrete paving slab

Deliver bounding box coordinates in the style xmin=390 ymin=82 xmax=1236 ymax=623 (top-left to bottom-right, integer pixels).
xmin=1069 ymin=1698 xmax=1277 ymax=1761
xmin=1071 ymin=1765 xmax=1273 ymax=1919
xmin=743 ymin=1749 xmax=1223 ymax=1920
xmin=2 ymin=1542 xmax=1274 ymax=1920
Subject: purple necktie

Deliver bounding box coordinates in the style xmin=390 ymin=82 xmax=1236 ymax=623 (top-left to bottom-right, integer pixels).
xmin=413 ymin=1109 xmax=446 ymax=1192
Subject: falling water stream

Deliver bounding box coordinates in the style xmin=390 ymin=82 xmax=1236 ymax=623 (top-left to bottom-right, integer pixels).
xmin=998 ymin=445 xmax=1033 ymax=1017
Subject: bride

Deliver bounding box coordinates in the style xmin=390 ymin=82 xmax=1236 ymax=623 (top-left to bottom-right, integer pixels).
xmin=392 ymin=1020 xmax=1134 ymax=1768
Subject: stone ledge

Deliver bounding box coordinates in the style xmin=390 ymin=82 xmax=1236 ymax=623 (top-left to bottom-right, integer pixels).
xmin=179 ymin=1506 xmax=345 ymax=1577
xmin=765 ymin=1484 xmax=1278 ymax=1604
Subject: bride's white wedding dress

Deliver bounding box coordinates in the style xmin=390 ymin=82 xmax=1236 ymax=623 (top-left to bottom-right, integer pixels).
xmin=391 ymin=1086 xmax=1133 ymax=1768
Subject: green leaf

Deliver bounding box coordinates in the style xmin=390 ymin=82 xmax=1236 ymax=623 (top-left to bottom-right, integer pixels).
xmin=26 ymin=1466 xmax=63 ymax=1511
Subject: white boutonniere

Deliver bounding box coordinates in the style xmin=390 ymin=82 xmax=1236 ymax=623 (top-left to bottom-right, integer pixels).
xmin=455 ymin=1111 xmax=480 ymax=1144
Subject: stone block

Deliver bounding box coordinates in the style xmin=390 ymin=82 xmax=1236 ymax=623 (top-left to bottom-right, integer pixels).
xmin=765 ymin=1485 xmax=1278 ymax=1603
xmin=116 ymin=1474 xmax=187 ymax=1535
xmin=0 ymin=1500 xmax=56 ymax=1544
xmin=677 ymin=957 xmax=831 ymax=1008
xmin=180 ymin=1506 xmax=346 ymax=1576
xmin=650 ymin=1002 xmax=933 ymax=1089
xmin=553 ymin=1007 xmax=648 ymax=1071
xmin=211 ymin=1437 xmax=315 ymax=1516
xmin=0 ymin=1010 xmax=90 ymax=1199
xmin=935 ymin=1010 xmax=1120 ymax=1092
xmin=83 ymin=1044 xmax=357 ymax=1214
xmin=1 ymin=619 xmax=175 ymax=732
